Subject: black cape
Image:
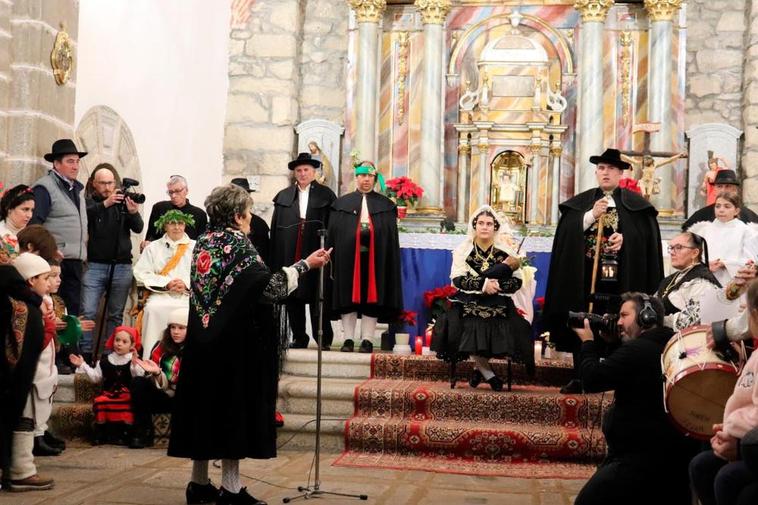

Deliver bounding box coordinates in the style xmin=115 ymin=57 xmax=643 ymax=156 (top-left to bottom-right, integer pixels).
xmin=270 ymin=182 xmax=336 ymax=301
xmin=326 ymin=191 xmax=403 ymax=321
xmin=681 ymin=204 xmax=758 ymax=230
xmin=168 ymin=233 xmax=278 ymax=461
xmin=0 ymin=266 xmax=43 ymax=478
xmin=249 ymin=214 xmax=271 ymax=267
xmin=543 ymin=187 xmax=663 ymax=351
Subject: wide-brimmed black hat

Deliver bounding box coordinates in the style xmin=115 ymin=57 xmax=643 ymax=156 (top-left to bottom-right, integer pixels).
xmin=230 ymin=177 xmax=253 ymax=192
xmin=589 ymin=148 xmax=630 ymax=171
xmin=713 ymin=169 xmax=740 ymax=186
xmin=288 ymin=152 xmax=321 ymax=170
xmin=43 ymin=139 xmax=87 ymax=162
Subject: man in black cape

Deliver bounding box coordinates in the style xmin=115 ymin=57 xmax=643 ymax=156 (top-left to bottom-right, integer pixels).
xmin=230 ymin=178 xmax=272 ymax=267
xmin=327 ymin=161 xmax=403 ymax=353
xmin=682 ymin=169 xmax=758 ymax=230
xmin=270 ymin=153 xmax=336 ymax=349
xmin=0 ymin=264 xmax=47 ymax=490
xmin=543 ymin=148 xmax=664 ymax=393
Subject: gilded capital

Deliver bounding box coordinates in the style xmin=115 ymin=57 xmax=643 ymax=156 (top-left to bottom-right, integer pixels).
xmin=414 ymin=0 xmax=452 ymax=25
xmin=574 ymin=0 xmax=614 ymax=23
xmin=643 ymin=0 xmax=682 ymax=22
xmin=348 ymin=0 xmax=386 ymax=23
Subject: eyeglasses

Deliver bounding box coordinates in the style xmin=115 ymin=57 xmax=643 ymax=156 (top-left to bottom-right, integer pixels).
xmin=167 ymin=188 xmax=186 ymax=196
xmin=95 ymin=181 xmax=115 ymax=186
xmin=667 ymin=245 xmax=696 ymax=253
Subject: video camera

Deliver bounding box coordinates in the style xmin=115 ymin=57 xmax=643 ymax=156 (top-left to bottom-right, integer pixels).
xmin=117 ymin=177 xmax=146 ymax=205
xmin=567 ymin=311 xmax=620 ymax=341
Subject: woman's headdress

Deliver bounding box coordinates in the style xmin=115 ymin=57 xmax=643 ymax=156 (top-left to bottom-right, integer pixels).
xmin=354 ymin=161 xmax=386 ymax=193
xmin=154 ymin=209 xmax=195 ymax=231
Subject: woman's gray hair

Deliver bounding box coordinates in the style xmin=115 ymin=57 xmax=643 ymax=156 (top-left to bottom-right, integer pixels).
xmin=168 ymin=175 xmax=187 ymax=187
xmin=204 ymin=184 xmax=252 ymax=230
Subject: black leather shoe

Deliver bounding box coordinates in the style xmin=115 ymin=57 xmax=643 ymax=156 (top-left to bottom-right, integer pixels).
xmin=217 ymin=487 xmax=267 ymax=505
xmin=33 ymin=436 xmax=62 ymax=456
xmin=340 ymin=339 xmax=354 ymax=352
xmin=186 ymin=480 xmax=219 ymax=504
xmin=289 ymin=336 xmax=309 ymax=349
xmin=469 ymin=369 xmax=484 ymax=388
xmin=321 ymin=341 xmax=331 ymax=351
xmin=486 ymin=375 xmax=504 ymax=392
xmin=358 ymin=339 xmax=373 ymax=353
xmin=43 ymin=430 xmax=66 ymax=450
xmin=559 ymin=379 xmax=583 ymax=395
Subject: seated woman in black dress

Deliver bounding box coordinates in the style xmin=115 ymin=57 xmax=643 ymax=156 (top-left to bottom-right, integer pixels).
xmin=433 ymin=206 xmax=535 ymax=391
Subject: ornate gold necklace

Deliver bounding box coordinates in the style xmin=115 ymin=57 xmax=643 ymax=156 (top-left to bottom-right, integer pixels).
xmin=661 ymin=263 xmax=697 ymax=299
xmin=474 ymin=243 xmax=495 ymax=271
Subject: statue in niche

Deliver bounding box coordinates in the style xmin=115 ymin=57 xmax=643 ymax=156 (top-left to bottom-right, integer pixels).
xmin=479 ymin=69 xmax=491 ymax=113
xmin=308 ymin=140 xmax=334 ymax=188
xmin=533 ymin=75 xmax=543 ymax=110
xmin=700 ymin=151 xmax=730 ymax=206
xmin=495 ymin=169 xmax=519 ymax=210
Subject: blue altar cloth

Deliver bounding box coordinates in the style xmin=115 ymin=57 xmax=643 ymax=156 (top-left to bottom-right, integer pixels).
xmin=398 ymin=234 xmax=552 ymax=339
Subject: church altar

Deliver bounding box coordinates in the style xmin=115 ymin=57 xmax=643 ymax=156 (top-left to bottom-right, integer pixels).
xmin=399 ymin=232 xmax=553 ymax=337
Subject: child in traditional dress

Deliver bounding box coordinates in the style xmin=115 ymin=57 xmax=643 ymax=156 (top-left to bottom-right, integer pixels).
xmin=7 ymin=253 xmax=57 ymax=490
xmin=689 ymin=192 xmax=758 ymax=286
xmin=69 ymin=326 xmax=145 ymax=444
xmin=128 ymin=308 xmax=187 ymax=448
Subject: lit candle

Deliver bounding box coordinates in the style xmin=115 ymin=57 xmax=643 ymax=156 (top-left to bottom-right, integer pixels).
xmin=425 ymin=327 xmax=433 ymax=347
xmin=415 ymin=336 xmax=423 ymax=355
xmin=534 ymin=341 xmax=541 ymax=363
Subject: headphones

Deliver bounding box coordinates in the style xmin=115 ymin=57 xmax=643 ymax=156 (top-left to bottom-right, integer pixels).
xmin=637 ymin=293 xmax=657 ymax=329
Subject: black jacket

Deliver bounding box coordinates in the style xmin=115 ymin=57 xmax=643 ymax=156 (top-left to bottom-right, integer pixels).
xmin=579 ymin=326 xmax=692 ymax=457
xmin=145 ymin=200 xmax=207 ymax=241
xmin=86 ymin=195 xmax=144 ymax=263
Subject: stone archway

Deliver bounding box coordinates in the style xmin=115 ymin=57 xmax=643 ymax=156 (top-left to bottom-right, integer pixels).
xmin=75 ymin=105 xmax=142 ymax=186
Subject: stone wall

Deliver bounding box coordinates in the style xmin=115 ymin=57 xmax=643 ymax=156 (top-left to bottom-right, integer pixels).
xmin=223 ymin=0 xmax=349 ymax=215
xmin=685 ymin=0 xmax=757 ymax=208
xmin=1 ymin=0 xmax=79 ymax=187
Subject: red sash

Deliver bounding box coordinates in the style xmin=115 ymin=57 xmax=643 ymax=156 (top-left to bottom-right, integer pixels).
xmin=351 ymin=217 xmax=378 ymax=304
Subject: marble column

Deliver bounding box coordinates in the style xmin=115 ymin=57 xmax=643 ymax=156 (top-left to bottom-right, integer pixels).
xmin=528 ymin=144 xmax=542 ymax=224
xmin=574 ymin=1 xmax=614 ymax=193
xmin=456 ymin=132 xmax=471 ymax=223
xmin=550 ymin=141 xmax=563 ymax=225
xmin=644 ymin=0 xmax=682 ymax=214
xmin=348 ymin=0 xmax=386 ymax=162
xmin=415 ymin=0 xmax=451 ymax=213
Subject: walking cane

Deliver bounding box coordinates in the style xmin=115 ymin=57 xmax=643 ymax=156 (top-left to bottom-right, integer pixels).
xmin=588 ymin=194 xmax=610 ymax=313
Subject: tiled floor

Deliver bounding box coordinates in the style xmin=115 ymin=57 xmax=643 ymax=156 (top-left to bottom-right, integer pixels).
xmin=0 ymin=445 xmax=588 ymax=504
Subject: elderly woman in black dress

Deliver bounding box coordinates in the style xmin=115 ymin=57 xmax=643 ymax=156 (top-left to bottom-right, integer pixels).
xmin=168 ymin=184 xmax=330 ymax=505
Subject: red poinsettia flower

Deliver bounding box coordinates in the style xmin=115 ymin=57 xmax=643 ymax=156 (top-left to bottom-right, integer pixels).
xmin=619 ymin=177 xmax=641 ymax=194
xmin=535 ymin=297 xmax=545 ymax=309
xmin=398 ymin=310 xmax=417 ymax=326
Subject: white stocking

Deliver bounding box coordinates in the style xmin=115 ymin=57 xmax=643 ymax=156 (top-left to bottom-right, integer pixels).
xmin=472 ymin=355 xmax=495 ymax=380
xmin=191 ymin=460 xmax=209 ymax=485
xmin=221 ymin=459 xmax=241 ymax=493
xmin=340 ymin=312 xmax=357 ymax=341
xmin=360 ymin=315 xmax=377 ymax=341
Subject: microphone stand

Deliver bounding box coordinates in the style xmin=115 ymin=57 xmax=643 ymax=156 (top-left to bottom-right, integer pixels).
xmin=283 ymin=228 xmax=368 ymax=503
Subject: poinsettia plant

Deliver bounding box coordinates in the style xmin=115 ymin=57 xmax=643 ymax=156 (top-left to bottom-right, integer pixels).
xmin=423 ymin=285 xmax=458 ymax=322
xmin=385 ymin=176 xmax=424 ymax=207
xmin=397 ymin=310 xmax=417 ymax=327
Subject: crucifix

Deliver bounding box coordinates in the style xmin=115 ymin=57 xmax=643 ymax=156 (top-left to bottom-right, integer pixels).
xmin=619 ymin=123 xmax=687 ymax=200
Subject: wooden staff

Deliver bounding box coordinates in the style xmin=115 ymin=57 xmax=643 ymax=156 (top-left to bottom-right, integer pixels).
xmin=588 ymin=195 xmax=610 ymax=313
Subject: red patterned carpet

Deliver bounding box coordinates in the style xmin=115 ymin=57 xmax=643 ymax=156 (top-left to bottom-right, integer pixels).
xmin=334 ymin=354 xmax=609 ymax=479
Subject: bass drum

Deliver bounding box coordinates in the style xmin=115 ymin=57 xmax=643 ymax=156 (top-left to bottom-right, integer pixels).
xmin=661 ymin=325 xmax=740 ymax=440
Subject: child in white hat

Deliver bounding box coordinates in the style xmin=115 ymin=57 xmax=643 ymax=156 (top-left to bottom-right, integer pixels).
xmin=8 ymin=253 xmax=56 ymax=491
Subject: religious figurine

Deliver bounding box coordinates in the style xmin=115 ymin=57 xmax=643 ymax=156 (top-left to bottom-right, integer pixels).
xmin=621 ymin=152 xmax=687 ymax=201
xmin=308 ymin=140 xmax=334 ymax=189
xmin=479 ymin=69 xmax=491 ymax=115
xmin=700 ymin=151 xmax=729 ymax=206
xmin=459 ymin=79 xmax=479 ymax=122
xmin=533 ymin=75 xmax=543 ymax=111
xmin=496 ymin=170 xmax=518 ymax=210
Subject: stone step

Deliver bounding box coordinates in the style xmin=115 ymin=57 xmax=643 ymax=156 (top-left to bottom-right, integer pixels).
xmin=282 ymin=349 xmax=372 ymax=379
xmin=277 ymin=375 xmax=358 ymax=417
xmin=277 ymin=413 xmax=347 ymax=453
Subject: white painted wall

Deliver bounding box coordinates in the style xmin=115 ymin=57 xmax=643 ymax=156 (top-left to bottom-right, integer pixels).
xmin=75 ymin=0 xmax=231 ymax=227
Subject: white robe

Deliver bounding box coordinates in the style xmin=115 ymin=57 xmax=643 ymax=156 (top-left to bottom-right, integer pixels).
xmin=133 ymin=233 xmax=194 ymax=358
xmin=689 ymin=219 xmax=758 ymax=286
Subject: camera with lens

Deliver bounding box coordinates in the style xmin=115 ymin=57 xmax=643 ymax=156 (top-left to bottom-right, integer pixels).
xmin=117 ymin=177 xmax=146 ymax=205
xmin=567 ymin=311 xmax=619 ymax=341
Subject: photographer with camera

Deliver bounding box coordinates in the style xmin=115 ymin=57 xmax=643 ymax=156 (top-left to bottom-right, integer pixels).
xmin=573 ymin=292 xmax=699 ymax=505
xmin=80 ymin=163 xmax=144 ymax=362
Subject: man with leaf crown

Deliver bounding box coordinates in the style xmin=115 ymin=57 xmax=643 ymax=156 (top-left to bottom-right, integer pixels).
xmin=327 ymin=161 xmax=403 ymax=353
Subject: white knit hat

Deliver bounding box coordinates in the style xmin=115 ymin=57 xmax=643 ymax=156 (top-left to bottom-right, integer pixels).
xmin=13 ymin=252 xmax=51 ymax=280
xmin=167 ymin=307 xmax=189 ymax=326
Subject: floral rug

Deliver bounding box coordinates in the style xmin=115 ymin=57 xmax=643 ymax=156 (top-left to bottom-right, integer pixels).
xmin=333 ymin=354 xmax=607 ymax=479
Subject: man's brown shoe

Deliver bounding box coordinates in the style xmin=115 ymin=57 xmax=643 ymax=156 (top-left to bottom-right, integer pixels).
xmin=10 ymin=474 xmax=54 ymax=492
